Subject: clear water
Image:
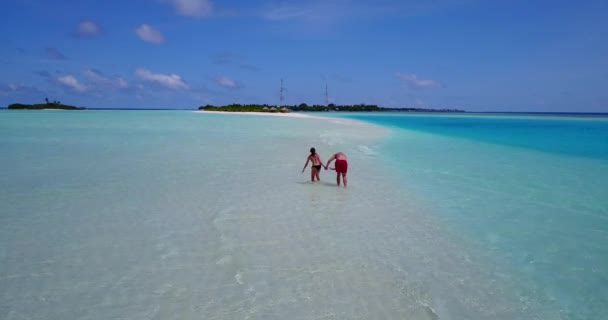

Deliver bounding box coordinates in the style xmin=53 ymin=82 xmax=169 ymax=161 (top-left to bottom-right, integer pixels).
xmin=1 ymin=110 xmax=606 ymax=319
xmin=341 ymin=112 xmax=608 ymax=320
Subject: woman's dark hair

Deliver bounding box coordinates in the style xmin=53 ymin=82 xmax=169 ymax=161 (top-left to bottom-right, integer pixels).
xmin=310 ymin=147 xmax=316 ymax=154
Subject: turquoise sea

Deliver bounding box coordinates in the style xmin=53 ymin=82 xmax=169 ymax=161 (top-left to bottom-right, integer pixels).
xmin=341 ymin=113 xmax=608 ymax=319
xmin=1 ymin=110 xmax=607 ymax=319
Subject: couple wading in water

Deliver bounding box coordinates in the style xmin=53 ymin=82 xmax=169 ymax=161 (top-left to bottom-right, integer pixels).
xmin=301 ymin=147 xmax=348 ymax=187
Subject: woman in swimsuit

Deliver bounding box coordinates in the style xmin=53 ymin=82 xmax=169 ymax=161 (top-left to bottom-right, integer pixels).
xmin=302 ymin=147 xmax=325 ymax=182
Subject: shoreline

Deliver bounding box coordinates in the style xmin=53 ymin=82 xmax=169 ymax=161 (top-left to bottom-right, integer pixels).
xmin=194 ymin=110 xmax=316 ymax=118
xmin=194 ymin=110 xmax=391 ymax=133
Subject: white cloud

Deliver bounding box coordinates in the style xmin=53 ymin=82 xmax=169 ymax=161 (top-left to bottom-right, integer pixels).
xmin=84 ymin=69 xmax=129 ymax=90
xmin=215 ymin=76 xmax=238 ymax=88
xmin=262 ymin=2 xmax=327 ymax=22
xmin=166 ymin=0 xmax=213 ymax=17
xmin=57 ymin=75 xmax=87 ymax=92
xmin=259 ymin=1 xmax=471 ymax=26
xmin=264 ymin=6 xmax=312 ymax=21
xmin=76 ymin=20 xmax=102 ymax=37
xmin=259 ymin=1 xmax=376 ymax=23
xmin=135 ymin=68 xmax=188 ymax=90
xmin=396 ymin=73 xmax=443 ymax=89
xmin=116 ymin=78 xmax=129 ymax=89
xmin=135 ymin=24 xmax=165 ymax=44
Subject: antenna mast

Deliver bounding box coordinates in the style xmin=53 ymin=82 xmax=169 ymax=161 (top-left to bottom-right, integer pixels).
xmin=279 ymin=79 xmax=285 ymax=108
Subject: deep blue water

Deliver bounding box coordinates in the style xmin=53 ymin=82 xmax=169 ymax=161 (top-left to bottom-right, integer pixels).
xmin=343 ymin=113 xmax=608 ymax=160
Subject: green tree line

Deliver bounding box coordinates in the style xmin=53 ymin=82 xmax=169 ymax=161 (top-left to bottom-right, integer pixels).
xmin=199 ymin=103 xmax=464 ymax=113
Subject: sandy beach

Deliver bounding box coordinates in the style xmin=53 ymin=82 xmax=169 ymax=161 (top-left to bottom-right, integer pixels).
xmin=194 ymin=110 xmax=387 ymax=129
xmin=195 ymin=110 xmax=316 ymax=118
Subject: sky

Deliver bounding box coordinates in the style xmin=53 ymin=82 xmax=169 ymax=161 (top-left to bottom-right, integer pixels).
xmin=0 ymin=0 xmax=607 ymax=112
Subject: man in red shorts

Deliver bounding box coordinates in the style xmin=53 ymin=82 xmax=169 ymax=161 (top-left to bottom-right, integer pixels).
xmin=325 ymin=152 xmax=348 ymax=187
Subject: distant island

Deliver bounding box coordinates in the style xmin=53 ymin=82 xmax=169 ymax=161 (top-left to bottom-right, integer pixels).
xmin=200 ymin=103 xmax=465 ymax=113
xmin=201 ymin=104 xmax=290 ymax=113
xmin=8 ymin=98 xmax=85 ymax=110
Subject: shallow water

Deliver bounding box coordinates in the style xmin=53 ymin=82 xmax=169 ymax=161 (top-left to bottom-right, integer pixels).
xmin=341 ymin=112 xmax=608 ymax=320
xmin=1 ymin=110 xmax=602 ymax=319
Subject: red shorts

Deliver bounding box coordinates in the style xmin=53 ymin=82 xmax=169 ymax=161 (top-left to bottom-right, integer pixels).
xmin=335 ymin=159 xmax=348 ymax=174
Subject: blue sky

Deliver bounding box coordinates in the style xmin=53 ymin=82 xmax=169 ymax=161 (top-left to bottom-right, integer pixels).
xmin=1 ymin=0 xmax=607 ymax=112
